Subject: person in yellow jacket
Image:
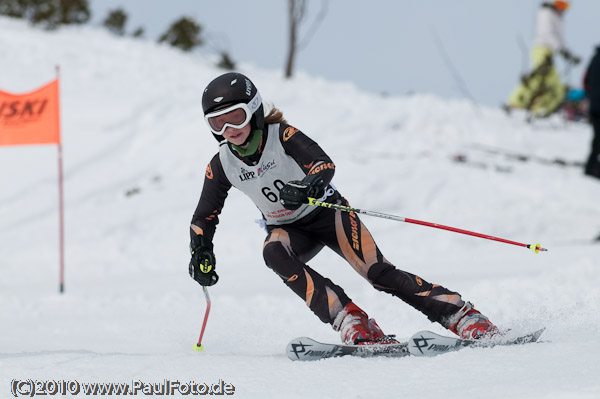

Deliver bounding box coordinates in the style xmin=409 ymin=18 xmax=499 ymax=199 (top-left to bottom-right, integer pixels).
xmin=507 ymin=1 xmax=580 ymax=117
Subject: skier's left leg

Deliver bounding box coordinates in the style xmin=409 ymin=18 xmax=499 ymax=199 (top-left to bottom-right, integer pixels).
xmin=319 ymin=198 xmax=498 ymax=339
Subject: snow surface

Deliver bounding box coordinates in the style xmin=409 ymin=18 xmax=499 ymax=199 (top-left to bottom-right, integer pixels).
xmin=1 ymin=17 xmax=600 ymax=398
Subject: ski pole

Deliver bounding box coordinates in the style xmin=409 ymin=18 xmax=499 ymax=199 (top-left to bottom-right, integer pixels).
xmin=306 ymin=197 xmax=547 ymax=253
xmin=193 ymin=286 xmax=212 ymax=352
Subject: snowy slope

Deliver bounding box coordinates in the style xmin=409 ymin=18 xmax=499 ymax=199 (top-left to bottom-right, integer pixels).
xmin=1 ymin=16 xmax=600 ymax=398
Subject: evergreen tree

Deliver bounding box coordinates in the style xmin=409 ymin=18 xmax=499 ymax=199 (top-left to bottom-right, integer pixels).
xmin=0 ymin=0 xmax=27 ymax=18
xmin=30 ymin=0 xmax=58 ymax=28
xmin=131 ymin=26 xmax=144 ymax=38
xmin=158 ymin=16 xmax=203 ymax=52
xmin=56 ymin=0 xmax=89 ymax=25
xmin=103 ymin=8 xmax=127 ymax=36
xmin=0 ymin=0 xmax=90 ymax=30
xmin=217 ymin=52 xmax=236 ymax=70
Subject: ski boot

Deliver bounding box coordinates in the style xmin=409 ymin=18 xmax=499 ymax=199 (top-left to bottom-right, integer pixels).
xmin=446 ymin=301 xmax=499 ymax=340
xmin=333 ymin=302 xmax=396 ymax=345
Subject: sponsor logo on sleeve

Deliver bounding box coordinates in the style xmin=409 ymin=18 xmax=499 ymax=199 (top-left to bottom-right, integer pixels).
xmin=283 ymin=126 xmax=299 ymax=142
xmin=309 ymin=162 xmax=335 ymax=175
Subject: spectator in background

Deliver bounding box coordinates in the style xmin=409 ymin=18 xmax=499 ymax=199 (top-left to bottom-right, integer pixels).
xmin=584 ymin=46 xmax=600 ymax=179
xmin=506 ymin=1 xmax=580 ymax=117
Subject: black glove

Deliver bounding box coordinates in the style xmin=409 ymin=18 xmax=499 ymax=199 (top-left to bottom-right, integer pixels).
xmin=279 ymin=174 xmax=325 ymax=210
xmin=189 ymin=235 xmax=219 ymax=286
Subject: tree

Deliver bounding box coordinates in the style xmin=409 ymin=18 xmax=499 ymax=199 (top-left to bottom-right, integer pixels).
xmin=131 ymin=26 xmax=144 ymax=38
xmin=285 ymin=0 xmax=328 ymax=78
xmin=30 ymin=0 xmax=59 ymax=28
xmin=103 ymin=8 xmax=127 ymax=36
xmin=56 ymin=0 xmax=89 ymax=25
xmin=0 ymin=0 xmax=28 ymax=18
xmin=217 ymin=51 xmax=236 ymax=70
xmin=0 ymin=0 xmax=90 ymax=30
xmin=158 ymin=16 xmax=203 ymax=52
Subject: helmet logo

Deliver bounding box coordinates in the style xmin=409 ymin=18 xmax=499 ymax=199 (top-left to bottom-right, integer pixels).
xmin=244 ymin=79 xmax=252 ymax=96
xmin=230 ymin=79 xmax=237 ymax=85
xmin=249 ymin=96 xmax=260 ymax=109
xmin=213 ymin=96 xmax=223 ymax=103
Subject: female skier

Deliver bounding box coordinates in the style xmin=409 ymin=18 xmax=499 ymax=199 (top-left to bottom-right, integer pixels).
xmin=189 ymin=72 xmax=498 ymax=344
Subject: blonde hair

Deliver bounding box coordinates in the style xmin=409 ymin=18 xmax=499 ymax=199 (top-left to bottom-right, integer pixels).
xmin=264 ymin=104 xmax=288 ymax=125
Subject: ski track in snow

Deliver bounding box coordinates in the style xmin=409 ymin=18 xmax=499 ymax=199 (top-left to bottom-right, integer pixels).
xmin=1 ymin=17 xmax=599 ymax=398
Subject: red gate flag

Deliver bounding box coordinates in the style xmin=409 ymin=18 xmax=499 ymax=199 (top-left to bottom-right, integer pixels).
xmin=0 ymin=79 xmax=60 ymax=146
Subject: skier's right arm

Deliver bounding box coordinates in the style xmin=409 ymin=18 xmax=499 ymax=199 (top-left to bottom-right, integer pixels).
xmin=189 ymin=154 xmax=232 ymax=286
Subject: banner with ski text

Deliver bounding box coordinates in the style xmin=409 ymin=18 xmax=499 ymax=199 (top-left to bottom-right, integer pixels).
xmin=0 ymin=79 xmax=61 ymax=146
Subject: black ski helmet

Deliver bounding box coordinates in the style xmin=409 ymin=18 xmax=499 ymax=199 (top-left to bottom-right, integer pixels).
xmin=202 ymin=72 xmax=265 ymax=142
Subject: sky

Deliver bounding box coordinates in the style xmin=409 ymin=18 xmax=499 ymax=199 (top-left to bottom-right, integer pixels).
xmin=87 ymin=0 xmax=600 ymax=107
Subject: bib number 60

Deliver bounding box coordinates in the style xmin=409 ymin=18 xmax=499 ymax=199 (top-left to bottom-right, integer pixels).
xmin=261 ymin=179 xmax=286 ymax=203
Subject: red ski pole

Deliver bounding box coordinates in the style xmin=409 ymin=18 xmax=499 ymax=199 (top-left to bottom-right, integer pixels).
xmin=306 ymin=197 xmax=547 ymax=253
xmin=193 ymin=286 xmax=212 ymax=352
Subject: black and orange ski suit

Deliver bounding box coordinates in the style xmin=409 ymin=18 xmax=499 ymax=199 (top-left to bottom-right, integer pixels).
xmin=191 ymin=124 xmax=466 ymax=328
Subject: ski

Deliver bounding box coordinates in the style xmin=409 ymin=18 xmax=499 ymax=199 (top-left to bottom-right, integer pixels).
xmin=408 ymin=328 xmax=546 ymax=357
xmin=286 ymin=337 xmax=409 ymax=361
xmin=287 ymin=328 xmax=545 ymax=361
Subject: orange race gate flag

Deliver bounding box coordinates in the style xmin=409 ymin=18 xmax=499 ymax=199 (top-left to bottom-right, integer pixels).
xmin=0 ymin=79 xmax=60 ymax=145
xmin=0 ymin=77 xmax=65 ymax=294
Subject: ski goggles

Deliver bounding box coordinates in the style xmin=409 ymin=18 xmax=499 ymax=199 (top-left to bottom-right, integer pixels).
xmin=204 ymin=92 xmax=262 ymax=135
